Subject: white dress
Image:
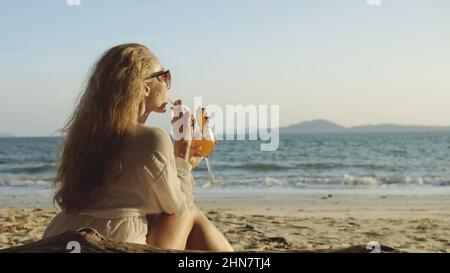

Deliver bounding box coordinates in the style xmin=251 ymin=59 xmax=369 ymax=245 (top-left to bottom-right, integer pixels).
xmin=42 ymin=124 xmax=196 ymax=245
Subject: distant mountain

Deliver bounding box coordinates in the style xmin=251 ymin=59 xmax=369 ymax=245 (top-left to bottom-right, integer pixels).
xmin=350 ymin=124 xmax=450 ymax=133
xmin=280 ymin=119 xmax=346 ymax=134
xmin=0 ymin=132 xmax=14 ymax=137
xmin=280 ymin=120 xmax=450 ymax=134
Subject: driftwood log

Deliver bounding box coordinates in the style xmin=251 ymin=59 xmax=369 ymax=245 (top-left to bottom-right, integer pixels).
xmin=0 ymin=228 xmax=401 ymax=253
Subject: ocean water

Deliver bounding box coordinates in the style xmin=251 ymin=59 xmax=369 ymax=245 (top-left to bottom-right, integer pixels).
xmin=1 ymin=132 xmax=450 ymax=199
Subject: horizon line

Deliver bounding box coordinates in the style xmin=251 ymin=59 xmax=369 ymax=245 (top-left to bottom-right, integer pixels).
xmin=2 ymin=119 xmax=450 ymax=137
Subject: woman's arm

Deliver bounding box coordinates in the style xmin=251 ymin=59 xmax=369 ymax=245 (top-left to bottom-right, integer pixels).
xmin=144 ymin=127 xmax=196 ymax=216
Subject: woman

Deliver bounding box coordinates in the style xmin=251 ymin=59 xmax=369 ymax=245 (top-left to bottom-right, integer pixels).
xmin=42 ymin=43 xmax=234 ymax=252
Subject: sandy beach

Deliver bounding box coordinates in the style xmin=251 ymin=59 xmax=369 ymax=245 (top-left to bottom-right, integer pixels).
xmin=1 ymin=192 xmax=449 ymax=252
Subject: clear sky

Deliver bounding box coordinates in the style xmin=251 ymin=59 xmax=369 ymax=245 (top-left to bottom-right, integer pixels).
xmin=1 ymin=0 xmax=449 ymax=136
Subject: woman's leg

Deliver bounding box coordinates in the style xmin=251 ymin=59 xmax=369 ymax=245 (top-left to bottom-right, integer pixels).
xmin=185 ymin=208 xmax=234 ymax=252
xmin=146 ymin=204 xmax=234 ymax=252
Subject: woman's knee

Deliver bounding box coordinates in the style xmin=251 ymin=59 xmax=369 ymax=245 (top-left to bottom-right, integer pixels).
xmin=189 ymin=205 xmax=212 ymax=226
xmin=172 ymin=204 xmax=201 ymax=221
xmin=148 ymin=206 xmax=198 ymax=229
xmin=146 ymin=207 xmax=200 ymax=248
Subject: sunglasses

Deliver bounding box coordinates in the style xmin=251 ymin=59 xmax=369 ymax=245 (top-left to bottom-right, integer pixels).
xmin=145 ymin=69 xmax=171 ymax=89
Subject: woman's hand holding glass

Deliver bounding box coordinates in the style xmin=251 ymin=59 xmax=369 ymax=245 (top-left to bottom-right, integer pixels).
xmin=171 ymin=99 xmax=205 ymax=169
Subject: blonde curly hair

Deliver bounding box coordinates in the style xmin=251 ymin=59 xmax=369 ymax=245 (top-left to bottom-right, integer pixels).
xmin=54 ymin=43 xmax=160 ymax=212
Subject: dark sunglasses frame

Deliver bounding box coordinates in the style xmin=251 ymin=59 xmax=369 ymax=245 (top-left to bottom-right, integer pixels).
xmin=145 ymin=69 xmax=171 ymax=89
